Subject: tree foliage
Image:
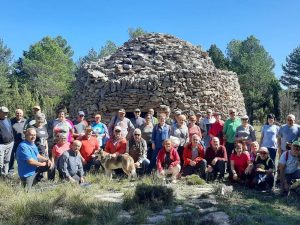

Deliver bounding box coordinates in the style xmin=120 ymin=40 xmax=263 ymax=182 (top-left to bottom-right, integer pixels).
xmin=226 ymin=35 xmax=281 ymax=122
xmin=0 ymin=39 xmax=13 ymax=107
xmin=13 ymin=36 xmax=75 ymax=117
xmin=208 ymin=44 xmax=229 ymax=70
xmin=128 ymin=27 xmax=147 ymax=39
xmin=281 ymin=46 xmax=300 ymax=103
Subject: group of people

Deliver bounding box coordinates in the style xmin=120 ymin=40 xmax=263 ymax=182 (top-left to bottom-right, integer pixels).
xmin=0 ymin=105 xmax=300 ymax=194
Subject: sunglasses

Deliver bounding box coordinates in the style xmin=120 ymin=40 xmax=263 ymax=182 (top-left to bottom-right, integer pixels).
xmin=229 ymin=112 xmax=236 ymax=114
xmin=115 ymin=130 xmax=121 ymax=133
xmin=134 ymin=134 xmax=141 ymax=136
xmin=260 ymin=152 xmax=267 ymax=155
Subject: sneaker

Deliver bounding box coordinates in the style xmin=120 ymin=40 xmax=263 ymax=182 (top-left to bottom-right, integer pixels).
xmin=171 ymin=179 xmax=177 ymax=184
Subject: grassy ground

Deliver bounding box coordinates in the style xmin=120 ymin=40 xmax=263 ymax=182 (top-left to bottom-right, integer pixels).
xmin=0 ymin=164 xmax=299 ymax=225
xmin=215 ymin=183 xmax=300 ymax=225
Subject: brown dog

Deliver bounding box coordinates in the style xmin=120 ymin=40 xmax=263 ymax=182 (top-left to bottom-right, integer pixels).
xmin=98 ymin=150 xmax=137 ymax=180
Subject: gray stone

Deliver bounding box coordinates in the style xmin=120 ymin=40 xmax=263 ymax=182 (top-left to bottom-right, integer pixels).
xmin=70 ymin=33 xmax=246 ymax=122
xmin=200 ymin=212 xmax=230 ymax=225
xmin=147 ymin=215 xmax=166 ymax=224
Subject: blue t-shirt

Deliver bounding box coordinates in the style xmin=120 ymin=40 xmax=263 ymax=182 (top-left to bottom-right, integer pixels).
xmin=261 ymin=124 xmax=280 ymax=149
xmin=16 ymin=141 xmax=39 ymax=178
xmin=278 ymin=124 xmax=300 ymax=151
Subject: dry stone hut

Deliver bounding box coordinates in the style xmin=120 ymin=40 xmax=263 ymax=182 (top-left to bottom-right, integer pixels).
xmin=70 ymin=33 xmax=246 ymax=121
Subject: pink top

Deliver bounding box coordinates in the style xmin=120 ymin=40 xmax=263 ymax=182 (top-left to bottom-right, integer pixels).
xmin=188 ymin=124 xmax=201 ymax=141
xmin=52 ymin=142 xmax=70 ymax=160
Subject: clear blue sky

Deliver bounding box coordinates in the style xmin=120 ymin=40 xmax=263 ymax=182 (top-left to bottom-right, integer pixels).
xmin=1 ymin=0 xmax=299 ymax=77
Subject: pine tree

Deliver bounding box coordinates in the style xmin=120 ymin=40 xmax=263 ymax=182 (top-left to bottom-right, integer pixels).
xmin=281 ymin=46 xmax=300 ymax=103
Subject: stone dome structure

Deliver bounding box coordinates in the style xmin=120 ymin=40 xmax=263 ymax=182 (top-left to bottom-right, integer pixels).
xmin=70 ymin=33 xmax=246 ymax=121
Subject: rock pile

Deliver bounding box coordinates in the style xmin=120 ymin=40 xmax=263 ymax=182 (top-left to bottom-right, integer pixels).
xmin=70 ymin=33 xmax=246 ymax=121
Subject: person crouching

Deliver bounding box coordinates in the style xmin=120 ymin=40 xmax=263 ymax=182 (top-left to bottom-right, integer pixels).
xmin=156 ymin=139 xmax=181 ymax=183
xmin=59 ymin=140 xmax=85 ymax=184
xmin=182 ymin=134 xmax=206 ymax=179
xmin=16 ymin=128 xmax=52 ymax=191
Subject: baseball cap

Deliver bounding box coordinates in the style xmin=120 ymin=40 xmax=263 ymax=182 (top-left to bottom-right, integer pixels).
xmin=241 ymin=115 xmax=249 ymax=120
xmin=175 ymin=110 xmax=182 ymax=115
xmin=114 ymin=126 xmax=122 ymax=131
xmin=292 ymin=140 xmax=300 ymax=147
xmin=134 ymin=128 xmax=141 ymax=134
xmin=134 ymin=108 xmax=141 ymax=112
xmin=0 ymin=106 xmax=9 ymax=113
xmin=207 ymin=109 xmax=213 ymax=114
xmin=33 ymin=105 xmax=41 ymax=110
xmin=78 ymin=111 xmax=85 ymax=116
xmin=118 ymin=108 xmax=126 ymax=113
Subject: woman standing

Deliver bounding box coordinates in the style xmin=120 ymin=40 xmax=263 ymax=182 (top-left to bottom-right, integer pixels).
xmin=141 ymin=114 xmax=154 ymax=160
xmin=259 ymin=114 xmax=279 ymax=161
xmin=91 ymin=114 xmax=109 ymax=148
xmin=235 ymin=115 xmax=256 ymax=151
xmin=30 ymin=112 xmax=49 ymax=157
xmin=188 ymin=115 xmax=202 ymax=142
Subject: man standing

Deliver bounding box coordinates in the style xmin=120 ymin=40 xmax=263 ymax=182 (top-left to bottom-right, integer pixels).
xmin=148 ymin=108 xmax=158 ymax=125
xmin=148 ymin=113 xmax=171 ymax=173
xmin=0 ymin=106 xmax=14 ymax=177
xmin=73 ymin=111 xmax=88 ymax=139
xmin=223 ymin=108 xmax=241 ymax=173
xmin=278 ymin=114 xmax=300 ymax=156
xmin=9 ymin=109 xmax=27 ymax=174
xmin=202 ymin=109 xmax=216 ymax=148
xmin=16 ymin=128 xmax=52 ymax=190
xmin=130 ymin=108 xmax=145 ymax=129
xmin=108 ymin=108 xmax=135 ymax=140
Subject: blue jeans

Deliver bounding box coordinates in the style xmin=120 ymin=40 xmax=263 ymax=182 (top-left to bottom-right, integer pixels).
xmin=267 ymin=148 xmax=277 ymax=162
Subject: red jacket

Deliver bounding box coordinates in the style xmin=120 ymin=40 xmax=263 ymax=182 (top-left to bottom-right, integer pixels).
xmin=183 ymin=143 xmax=205 ymax=166
xmin=104 ymin=138 xmax=127 ymax=155
xmin=157 ymin=147 xmax=180 ymax=172
xmin=208 ymin=120 xmax=224 ymax=145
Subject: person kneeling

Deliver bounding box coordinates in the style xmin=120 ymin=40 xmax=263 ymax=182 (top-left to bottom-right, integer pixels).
xmin=16 ymin=128 xmax=53 ymax=191
xmin=248 ymin=147 xmax=274 ymax=190
xmin=205 ymin=137 xmax=227 ymax=181
xmin=157 ymin=139 xmax=181 ymax=183
xmin=182 ymin=134 xmax=206 ymax=179
xmin=230 ymin=142 xmax=250 ymax=183
xmin=59 ymin=140 xmax=85 ymax=183
xmin=278 ymin=141 xmax=300 ymax=195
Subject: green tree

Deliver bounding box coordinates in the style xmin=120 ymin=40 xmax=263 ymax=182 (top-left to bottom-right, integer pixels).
xmin=208 ymin=44 xmax=229 ymax=70
xmin=77 ymin=41 xmax=118 ymax=67
xmin=128 ymin=27 xmax=147 ymax=39
xmin=15 ymin=36 xmax=75 ymax=117
xmin=99 ymin=40 xmax=118 ymax=58
xmin=281 ymin=46 xmax=300 ymax=103
xmin=0 ymin=39 xmax=13 ymax=107
xmin=227 ymin=35 xmax=281 ymax=122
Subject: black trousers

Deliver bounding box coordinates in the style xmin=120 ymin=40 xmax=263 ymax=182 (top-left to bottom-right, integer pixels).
xmin=225 ymin=142 xmax=235 ymax=174
xmin=20 ymin=165 xmax=50 ymax=191
xmin=182 ymin=160 xmax=207 ymax=178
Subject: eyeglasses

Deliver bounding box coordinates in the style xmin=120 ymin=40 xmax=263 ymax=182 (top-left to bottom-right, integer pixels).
xmin=287 ymin=119 xmax=294 ymax=122
xmin=115 ymin=130 xmax=121 ymax=133
xmin=229 ymin=112 xmax=236 ymax=115
xmin=260 ymin=152 xmax=267 ymax=155
xmin=134 ymin=134 xmax=141 ymax=136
